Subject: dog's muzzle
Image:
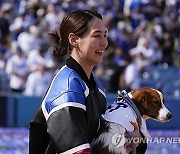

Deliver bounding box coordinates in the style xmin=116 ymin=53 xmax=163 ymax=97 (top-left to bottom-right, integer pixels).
xmin=158 ymin=104 xmax=172 ymax=122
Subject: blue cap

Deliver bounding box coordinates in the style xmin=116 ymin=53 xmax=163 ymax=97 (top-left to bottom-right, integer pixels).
xmin=0 ymin=46 xmax=6 ymax=54
xmin=16 ymin=46 xmax=22 ymax=52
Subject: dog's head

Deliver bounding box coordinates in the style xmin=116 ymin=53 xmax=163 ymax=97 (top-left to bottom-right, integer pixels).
xmin=129 ymin=87 xmax=172 ymax=122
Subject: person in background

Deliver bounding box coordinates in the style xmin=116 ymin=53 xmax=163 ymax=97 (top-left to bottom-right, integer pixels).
xmin=5 ymin=46 xmax=28 ymax=93
xmin=29 ymin=8 xmax=142 ymax=154
xmin=0 ymin=8 xmax=10 ymax=45
xmin=24 ymin=41 xmax=54 ymax=96
xmin=0 ymin=46 xmax=9 ymax=92
xmin=124 ymin=55 xmax=140 ymax=91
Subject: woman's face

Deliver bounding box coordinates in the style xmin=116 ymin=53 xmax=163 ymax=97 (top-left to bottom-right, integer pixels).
xmin=76 ymin=17 xmax=108 ymax=67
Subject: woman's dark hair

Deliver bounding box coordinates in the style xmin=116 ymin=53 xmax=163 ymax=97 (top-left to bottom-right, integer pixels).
xmin=48 ymin=8 xmax=103 ymax=57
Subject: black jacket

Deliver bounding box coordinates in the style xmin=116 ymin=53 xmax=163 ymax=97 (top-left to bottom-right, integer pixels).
xmin=29 ymin=57 xmax=107 ymax=154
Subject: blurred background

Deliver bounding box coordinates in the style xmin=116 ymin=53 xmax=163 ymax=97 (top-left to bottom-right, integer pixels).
xmin=0 ymin=0 xmax=180 ymax=153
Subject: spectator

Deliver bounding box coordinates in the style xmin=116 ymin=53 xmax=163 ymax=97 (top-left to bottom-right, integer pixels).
xmin=0 ymin=46 xmax=9 ymax=92
xmin=26 ymin=40 xmax=55 ymax=73
xmin=5 ymin=46 xmax=29 ymax=93
xmin=24 ymin=69 xmax=53 ymax=96
xmin=0 ymin=8 xmax=10 ymax=45
xmin=124 ymin=55 xmax=140 ymax=91
xmin=25 ymin=41 xmax=55 ymax=96
xmin=161 ymin=32 xmax=175 ymax=65
xmin=112 ymin=46 xmax=125 ymax=66
xmin=44 ymin=4 xmax=65 ymax=30
xmin=129 ymin=36 xmax=155 ymax=68
xmin=17 ymin=25 xmax=40 ymax=55
xmin=94 ymin=52 xmax=119 ymax=91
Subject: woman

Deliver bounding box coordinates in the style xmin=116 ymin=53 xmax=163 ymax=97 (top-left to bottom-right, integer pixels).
xmin=29 ymin=9 xmax=142 ymax=154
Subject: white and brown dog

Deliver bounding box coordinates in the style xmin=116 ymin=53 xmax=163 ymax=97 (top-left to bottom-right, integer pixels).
xmin=92 ymin=87 xmax=172 ymax=154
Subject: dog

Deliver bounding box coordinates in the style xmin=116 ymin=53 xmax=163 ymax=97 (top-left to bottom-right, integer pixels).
xmin=92 ymin=87 xmax=172 ymax=154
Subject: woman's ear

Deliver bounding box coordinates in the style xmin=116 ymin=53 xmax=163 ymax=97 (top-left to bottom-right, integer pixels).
xmin=68 ymin=33 xmax=78 ymax=47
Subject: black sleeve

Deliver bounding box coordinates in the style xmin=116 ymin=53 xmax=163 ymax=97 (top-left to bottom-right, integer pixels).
xmin=135 ymin=131 xmax=147 ymax=154
xmin=29 ymin=106 xmax=50 ymax=154
xmin=129 ymin=131 xmax=147 ymax=154
xmin=47 ymin=106 xmax=90 ymax=153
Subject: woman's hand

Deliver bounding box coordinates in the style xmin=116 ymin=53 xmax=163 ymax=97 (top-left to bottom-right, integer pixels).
xmin=124 ymin=121 xmax=141 ymax=153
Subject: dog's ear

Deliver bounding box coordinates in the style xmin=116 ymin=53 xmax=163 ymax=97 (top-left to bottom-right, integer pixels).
xmin=141 ymin=91 xmax=148 ymax=109
xmin=131 ymin=90 xmax=148 ymax=109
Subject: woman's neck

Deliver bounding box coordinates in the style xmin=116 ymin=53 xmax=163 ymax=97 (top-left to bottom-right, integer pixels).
xmin=71 ymin=54 xmax=93 ymax=79
xmin=81 ymin=63 xmax=93 ymax=79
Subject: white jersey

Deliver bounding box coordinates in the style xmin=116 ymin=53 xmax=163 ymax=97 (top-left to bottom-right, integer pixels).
xmin=102 ymin=99 xmax=151 ymax=138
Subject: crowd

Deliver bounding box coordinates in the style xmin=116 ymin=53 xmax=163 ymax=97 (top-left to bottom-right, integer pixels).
xmin=0 ymin=0 xmax=180 ymax=96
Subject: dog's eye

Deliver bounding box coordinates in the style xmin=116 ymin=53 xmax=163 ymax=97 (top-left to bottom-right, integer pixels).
xmin=153 ymin=101 xmax=159 ymax=105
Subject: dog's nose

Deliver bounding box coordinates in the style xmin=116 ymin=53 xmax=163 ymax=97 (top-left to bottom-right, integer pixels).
xmin=167 ymin=113 xmax=172 ymax=120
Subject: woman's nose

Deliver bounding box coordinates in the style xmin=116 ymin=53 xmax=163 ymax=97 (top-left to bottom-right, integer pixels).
xmin=100 ymin=37 xmax=108 ymax=49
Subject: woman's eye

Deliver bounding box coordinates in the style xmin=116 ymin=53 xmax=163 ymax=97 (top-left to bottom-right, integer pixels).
xmin=93 ymin=35 xmax=100 ymax=38
xmin=93 ymin=35 xmax=107 ymax=38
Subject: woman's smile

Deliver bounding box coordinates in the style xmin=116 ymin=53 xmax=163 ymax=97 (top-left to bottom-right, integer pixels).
xmin=95 ymin=50 xmax=103 ymax=56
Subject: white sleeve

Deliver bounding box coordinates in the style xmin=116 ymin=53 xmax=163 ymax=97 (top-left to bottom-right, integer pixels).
xmin=5 ymin=58 xmax=13 ymax=74
xmin=24 ymin=74 xmax=35 ymax=96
